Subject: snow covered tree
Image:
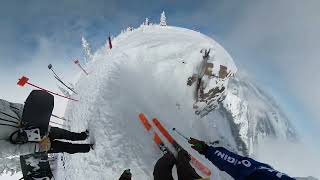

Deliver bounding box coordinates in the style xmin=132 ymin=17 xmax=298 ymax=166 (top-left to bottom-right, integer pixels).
xmin=160 ymin=11 xmax=167 ymax=26
xmin=145 ymin=18 xmax=149 ymax=25
xmin=81 ymin=36 xmax=93 ymax=63
xmin=127 ymin=27 xmax=133 ymax=31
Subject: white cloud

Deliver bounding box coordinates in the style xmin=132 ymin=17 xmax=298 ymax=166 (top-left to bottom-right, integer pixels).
xmin=217 ymin=4 xmax=320 ymax=176
xmin=217 ymin=1 xmax=320 ymax=127
xmin=254 ymin=138 xmax=320 ymax=179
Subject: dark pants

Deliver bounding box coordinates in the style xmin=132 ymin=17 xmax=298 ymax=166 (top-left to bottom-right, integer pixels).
xmin=47 ymin=127 xmax=90 ymax=154
xmin=153 ymin=150 xmax=202 ymax=180
xmin=154 ymin=153 xmax=175 ymax=180
xmin=48 ymin=140 xmax=91 ymax=154
xmin=49 ymin=127 xmax=87 ymax=141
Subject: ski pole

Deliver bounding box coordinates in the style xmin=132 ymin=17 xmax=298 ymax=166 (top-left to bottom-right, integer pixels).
xmin=17 ymin=76 xmax=79 ymax=102
xmin=48 ymin=64 xmax=60 ymax=79
xmin=74 ymin=60 xmax=89 ymax=75
xmin=52 ymin=114 xmax=70 ymax=122
xmin=50 ymin=121 xmax=69 ymax=128
xmin=172 ymin=128 xmax=190 ymax=141
xmin=48 ymin=64 xmax=78 ymax=94
xmin=173 ymin=128 xmax=220 ymax=145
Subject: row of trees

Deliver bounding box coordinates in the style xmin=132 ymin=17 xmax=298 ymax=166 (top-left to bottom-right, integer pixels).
xmin=144 ymin=11 xmax=167 ymax=26
xmin=81 ymin=11 xmax=168 ymax=64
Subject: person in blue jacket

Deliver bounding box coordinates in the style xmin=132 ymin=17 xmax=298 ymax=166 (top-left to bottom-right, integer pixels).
xmin=188 ymin=137 xmax=295 ymax=180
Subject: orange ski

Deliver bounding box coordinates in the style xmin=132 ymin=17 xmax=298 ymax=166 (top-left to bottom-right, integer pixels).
xmin=138 ymin=113 xmax=168 ymax=153
xmin=152 ymin=117 xmax=212 ymax=177
xmin=139 ymin=113 xmax=152 ymax=131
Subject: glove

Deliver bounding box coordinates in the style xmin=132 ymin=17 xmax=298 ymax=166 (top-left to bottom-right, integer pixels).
xmin=177 ymin=149 xmax=191 ymax=162
xmin=39 ymin=137 xmax=51 ymax=152
xmin=119 ymin=169 xmax=132 ymax=180
xmin=188 ymin=137 xmax=208 ymax=155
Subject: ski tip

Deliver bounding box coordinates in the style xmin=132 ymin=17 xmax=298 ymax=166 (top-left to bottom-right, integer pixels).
xmin=153 ymin=133 xmax=163 ymax=145
xmin=151 ymin=117 xmax=159 ymax=124
xmin=138 ymin=113 xmax=152 ymax=131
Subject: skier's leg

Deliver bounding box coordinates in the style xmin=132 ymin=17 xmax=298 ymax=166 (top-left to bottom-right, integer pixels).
xmin=48 ymin=140 xmax=91 ymax=154
xmin=176 ymin=150 xmax=202 ymax=180
xmin=22 ymin=90 xmax=54 ymax=136
xmin=153 ymin=152 xmax=175 ymax=180
xmin=49 ymin=127 xmax=88 ymax=141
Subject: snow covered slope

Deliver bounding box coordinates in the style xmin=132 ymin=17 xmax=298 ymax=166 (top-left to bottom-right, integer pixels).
xmin=56 ymin=25 xmax=297 ymax=180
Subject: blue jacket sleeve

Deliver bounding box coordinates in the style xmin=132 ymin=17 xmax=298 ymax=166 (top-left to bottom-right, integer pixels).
xmin=204 ymin=146 xmax=295 ymax=180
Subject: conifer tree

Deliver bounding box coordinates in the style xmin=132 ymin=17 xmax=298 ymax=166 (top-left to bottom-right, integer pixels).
xmin=81 ymin=36 xmax=93 ymax=63
xmin=145 ymin=18 xmax=149 ymax=25
xmin=160 ymin=11 xmax=167 ymax=26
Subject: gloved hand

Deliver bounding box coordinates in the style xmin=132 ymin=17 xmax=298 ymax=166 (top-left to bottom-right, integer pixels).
xmin=119 ymin=169 xmax=132 ymax=180
xmin=39 ymin=137 xmax=51 ymax=152
xmin=188 ymin=137 xmax=208 ymax=155
xmin=177 ymin=149 xmax=191 ymax=162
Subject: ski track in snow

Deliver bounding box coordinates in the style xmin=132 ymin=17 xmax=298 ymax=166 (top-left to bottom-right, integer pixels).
xmin=56 ymin=26 xmax=236 ymax=180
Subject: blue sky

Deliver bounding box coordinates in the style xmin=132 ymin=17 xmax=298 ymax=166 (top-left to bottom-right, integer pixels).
xmin=0 ymin=0 xmax=319 ymax=146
